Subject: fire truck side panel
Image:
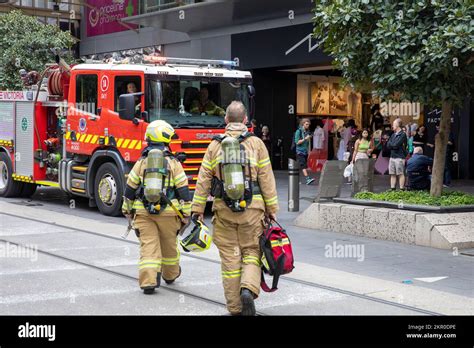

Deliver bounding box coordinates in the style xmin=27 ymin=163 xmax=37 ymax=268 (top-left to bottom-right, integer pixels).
xmin=14 ymin=102 xmax=35 ymax=179
xmin=0 ymin=101 xmax=14 ymax=144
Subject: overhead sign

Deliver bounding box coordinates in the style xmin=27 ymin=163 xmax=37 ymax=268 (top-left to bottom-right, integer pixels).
xmin=86 ymin=0 xmax=138 ymax=37
xmin=231 ymin=23 xmax=331 ymax=69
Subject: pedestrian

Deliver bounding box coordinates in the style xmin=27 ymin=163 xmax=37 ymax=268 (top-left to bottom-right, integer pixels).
xmin=426 ymin=123 xmax=455 ymax=187
xmin=336 ymin=125 xmax=346 ymax=160
xmin=370 ymin=104 xmax=384 ymax=132
xmin=313 ymin=119 xmax=325 ymax=151
xmin=251 ymin=119 xmax=262 ymax=138
xmin=294 ymin=118 xmax=315 ymax=185
xmin=413 ymin=125 xmax=427 ymax=152
xmin=404 ymin=125 xmax=414 ymax=155
xmin=351 ymin=128 xmax=373 ymax=163
xmin=122 ymin=120 xmax=191 ymax=295
xmin=191 ymin=101 xmax=279 ymax=316
xmin=343 ymin=119 xmax=356 ymax=152
xmin=387 ymin=118 xmax=408 ymax=190
xmin=261 ymin=125 xmax=272 ymax=156
xmin=347 ymin=127 xmax=359 ymax=163
xmin=371 ymin=129 xmax=383 ymax=158
xmin=345 ymin=127 xmax=359 ymax=184
xmin=407 ymin=147 xmax=433 ymax=190
xmin=444 ymin=131 xmax=455 ymax=187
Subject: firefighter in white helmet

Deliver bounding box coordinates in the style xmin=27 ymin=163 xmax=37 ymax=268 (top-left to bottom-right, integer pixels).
xmin=191 ymin=101 xmax=279 ymax=315
xmin=122 ymin=120 xmax=191 ymax=294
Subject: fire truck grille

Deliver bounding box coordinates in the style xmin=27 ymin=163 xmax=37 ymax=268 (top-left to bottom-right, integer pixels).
xmin=181 ymin=142 xmax=211 ymax=149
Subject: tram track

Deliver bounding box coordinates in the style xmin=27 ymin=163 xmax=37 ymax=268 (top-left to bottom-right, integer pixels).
xmin=0 ymin=237 xmax=267 ymax=316
xmin=0 ymin=211 xmax=442 ymax=316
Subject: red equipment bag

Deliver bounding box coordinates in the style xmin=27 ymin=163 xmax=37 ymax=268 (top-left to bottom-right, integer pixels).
xmin=260 ymin=220 xmax=295 ymax=292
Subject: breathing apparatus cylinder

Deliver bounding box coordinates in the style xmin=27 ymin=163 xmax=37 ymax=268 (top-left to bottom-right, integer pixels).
xmin=221 ymin=136 xmax=245 ymax=201
xmin=144 ymin=149 xmax=164 ymax=203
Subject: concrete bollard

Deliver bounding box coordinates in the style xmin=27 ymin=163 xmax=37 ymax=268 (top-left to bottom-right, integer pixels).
xmin=288 ymin=158 xmax=300 ymax=212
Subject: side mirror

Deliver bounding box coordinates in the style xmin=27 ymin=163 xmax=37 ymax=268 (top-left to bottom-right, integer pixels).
xmin=118 ymin=94 xmax=136 ymax=121
xmin=118 ymin=92 xmax=143 ymax=121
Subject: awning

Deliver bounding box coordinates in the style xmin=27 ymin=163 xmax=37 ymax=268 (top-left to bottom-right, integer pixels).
xmin=122 ymin=0 xmax=313 ymax=33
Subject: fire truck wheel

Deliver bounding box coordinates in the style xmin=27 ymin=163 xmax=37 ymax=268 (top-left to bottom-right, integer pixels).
xmin=94 ymin=162 xmax=124 ymax=216
xmin=0 ymin=152 xmax=24 ymax=197
xmin=20 ymin=183 xmax=37 ymax=197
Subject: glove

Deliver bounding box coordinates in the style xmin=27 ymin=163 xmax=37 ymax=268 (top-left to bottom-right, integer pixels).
xmin=122 ymin=197 xmax=133 ymax=216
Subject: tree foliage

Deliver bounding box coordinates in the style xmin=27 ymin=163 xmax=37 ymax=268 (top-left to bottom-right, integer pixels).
xmin=312 ymin=0 xmax=473 ymax=107
xmin=0 ymin=10 xmax=76 ymax=90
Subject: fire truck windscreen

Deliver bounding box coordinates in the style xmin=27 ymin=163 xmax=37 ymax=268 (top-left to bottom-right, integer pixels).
xmin=146 ymin=79 xmax=251 ymax=128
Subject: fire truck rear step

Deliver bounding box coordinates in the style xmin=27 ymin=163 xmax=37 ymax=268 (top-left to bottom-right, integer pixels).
xmin=59 ymin=159 xmax=89 ymax=197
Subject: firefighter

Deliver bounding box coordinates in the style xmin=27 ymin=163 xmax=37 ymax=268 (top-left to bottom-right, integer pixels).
xmin=191 ymin=101 xmax=279 ymax=316
xmin=122 ymin=120 xmax=191 ymax=294
xmin=190 ymin=87 xmax=225 ymax=116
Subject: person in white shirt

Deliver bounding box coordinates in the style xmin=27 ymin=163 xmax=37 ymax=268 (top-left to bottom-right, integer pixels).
xmin=313 ymin=119 xmax=325 ymax=150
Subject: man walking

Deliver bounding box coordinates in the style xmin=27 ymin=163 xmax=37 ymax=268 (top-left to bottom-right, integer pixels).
xmin=387 ymin=118 xmax=408 ymax=190
xmin=294 ymin=118 xmax=315 ymax=185
xmin=191 ymin=101 xmax=279 ymax=316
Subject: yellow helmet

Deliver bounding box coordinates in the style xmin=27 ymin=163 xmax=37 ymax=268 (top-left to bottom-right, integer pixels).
xmin=145 ymin=120 xmax=175 ymax=143
xmin=180 ymin=219 xmax=212 ymax=252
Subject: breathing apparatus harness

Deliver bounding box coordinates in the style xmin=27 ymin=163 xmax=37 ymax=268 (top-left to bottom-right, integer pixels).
xmin=210 ymin=131 xmax=260 ymax=213
xmin=137 ymin=143 xmax=182 ymax=216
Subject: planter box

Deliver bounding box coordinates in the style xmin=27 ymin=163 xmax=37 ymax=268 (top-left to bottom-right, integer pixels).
xmin=295 ymin=202 xmax=474 ymax=250
xmin=333 ymin=197 xmax=474 ymax=213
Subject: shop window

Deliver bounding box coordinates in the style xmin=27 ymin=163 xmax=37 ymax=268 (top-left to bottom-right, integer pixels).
xmin=76 ymin=74 xmax=98 ymax=115
xmin=297 ymin=74 xmax=362 ymax=124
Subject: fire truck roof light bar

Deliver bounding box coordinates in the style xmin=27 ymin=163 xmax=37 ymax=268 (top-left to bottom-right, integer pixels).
xmin=162 ymin=57 xmax=239 ymax=68
xmin=81 ymin=56 xmax=239 ymax=68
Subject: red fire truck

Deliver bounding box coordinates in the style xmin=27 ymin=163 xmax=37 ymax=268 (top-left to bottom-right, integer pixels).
xmin=0 ymin=56 xmax=254 ymax=216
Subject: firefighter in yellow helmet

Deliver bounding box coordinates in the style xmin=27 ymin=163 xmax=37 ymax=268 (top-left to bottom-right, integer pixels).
xmin=122 ymin=120 xmax=191 ymax=294
xmin=191 ymin=101 xmax=279 ymax=315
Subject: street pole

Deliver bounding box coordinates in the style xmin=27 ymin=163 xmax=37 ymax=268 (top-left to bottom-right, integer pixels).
xmin=288 ymin=158 xmax=299 ymax=212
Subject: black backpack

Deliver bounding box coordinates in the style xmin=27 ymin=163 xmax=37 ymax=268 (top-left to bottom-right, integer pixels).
xmin=290 ymin=128 xmax=303 ymax=153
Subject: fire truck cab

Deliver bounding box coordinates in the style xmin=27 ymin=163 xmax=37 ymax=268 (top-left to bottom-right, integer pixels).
xmin=0 ymin=57 xmax=254 ymax=216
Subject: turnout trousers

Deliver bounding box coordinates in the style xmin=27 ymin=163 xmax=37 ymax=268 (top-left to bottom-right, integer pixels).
xmin=134 ymin=214 xmax=182 ymax=289
xmin=212 ymin=208 xmax=265 ymax=314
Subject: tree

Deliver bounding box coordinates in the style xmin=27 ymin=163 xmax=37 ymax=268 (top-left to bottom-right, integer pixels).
xmin=313 ymin=0 xmax=473 ymax=196
xmin=0 ymin=10 xmax=76 ymax=91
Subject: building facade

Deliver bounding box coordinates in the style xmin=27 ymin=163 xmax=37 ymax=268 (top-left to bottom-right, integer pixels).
xmin=0 ymin=0 xmax=81 ymax=38
xmin=79 ymin=0 xmax=473 ymax=176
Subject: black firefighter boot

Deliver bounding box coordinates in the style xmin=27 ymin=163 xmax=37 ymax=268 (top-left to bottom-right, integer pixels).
xmin=142 ymin=272 xmax=161 ymax=295
xmin=240 ymin=288 xmax=256 ymax=316
xmin=164 ymin=266 xmax=181 ymax=285
xmin=143 ymin=287 xmax=155 ymax=295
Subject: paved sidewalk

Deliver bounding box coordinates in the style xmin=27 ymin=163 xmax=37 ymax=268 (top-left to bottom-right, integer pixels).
xmin=274 ymin=170 xmax=474 ymax=299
